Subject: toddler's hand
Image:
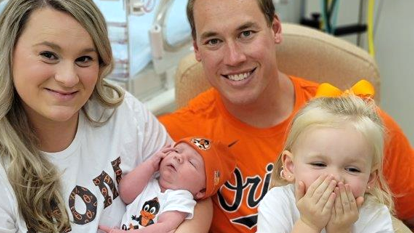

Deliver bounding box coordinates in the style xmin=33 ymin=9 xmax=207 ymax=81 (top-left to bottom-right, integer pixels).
xmin=295 ymin=174 xmax=337 ymax=232
xmin=326 ymin=183 xmax=364 ymax=233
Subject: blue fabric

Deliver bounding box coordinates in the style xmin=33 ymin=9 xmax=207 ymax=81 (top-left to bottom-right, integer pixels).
xmin=0 ymin=1 xmax=7 ymax=14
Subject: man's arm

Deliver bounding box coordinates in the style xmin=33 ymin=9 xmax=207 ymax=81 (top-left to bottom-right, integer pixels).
xmin=175 ymin=198 xmax=213 ymax=233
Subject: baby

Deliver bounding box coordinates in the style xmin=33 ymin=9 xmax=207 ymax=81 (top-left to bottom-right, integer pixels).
xmin=100 ymin=137 xmax=237 ymax=232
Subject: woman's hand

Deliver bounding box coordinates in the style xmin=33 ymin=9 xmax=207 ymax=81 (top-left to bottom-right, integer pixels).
xmin=326 ymin=182 xmax=363 ymax=233
xmin=295 ymin=174 xmax=337 ymax=232
xmin=98 ymin=225 xmax=123 ymax=233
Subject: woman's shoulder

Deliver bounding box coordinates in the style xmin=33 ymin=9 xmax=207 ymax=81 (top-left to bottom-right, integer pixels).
xmin=0 ymin=162 xmax=19 ymax=222
xmin=122 ymin=91 xmax=146 ymax=111
xmin=85 ymin=89 xmax=151 ymax=124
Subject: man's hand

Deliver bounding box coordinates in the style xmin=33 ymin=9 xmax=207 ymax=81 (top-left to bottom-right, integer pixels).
xmin=295 ymin=174 xmax=337 ymax=232
xmin=326 ymin=182 xmax=363 ymax=233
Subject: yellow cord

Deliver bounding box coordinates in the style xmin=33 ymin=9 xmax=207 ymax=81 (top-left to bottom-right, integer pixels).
xmin=367 ymin=0 xmax=375 ymax=57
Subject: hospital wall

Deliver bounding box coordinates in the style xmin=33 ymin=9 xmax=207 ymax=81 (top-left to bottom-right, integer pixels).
xmin=305 ymin=0 xmax=414 ymax=145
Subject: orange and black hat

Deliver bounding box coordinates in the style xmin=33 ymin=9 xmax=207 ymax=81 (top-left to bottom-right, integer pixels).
xmin=176 ymin=137 xmax=237 ymax=199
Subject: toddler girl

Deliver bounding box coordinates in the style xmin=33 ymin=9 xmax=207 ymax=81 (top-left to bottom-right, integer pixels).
xmin=257 ymin=94 xmax=393 ymax=233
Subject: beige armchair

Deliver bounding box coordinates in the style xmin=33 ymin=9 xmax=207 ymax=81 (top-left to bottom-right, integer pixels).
xmin=173 ymin=23 xmax=411 ymax=233
xmin=174 ymin=23 xmax=380 ymax=108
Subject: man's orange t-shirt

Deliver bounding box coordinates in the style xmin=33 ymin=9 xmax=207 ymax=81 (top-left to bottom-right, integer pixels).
xmin=159 ymin=76 xmax=414 ymax=233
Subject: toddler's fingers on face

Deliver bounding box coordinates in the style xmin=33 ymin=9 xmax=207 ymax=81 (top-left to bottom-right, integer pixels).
xmin=334 ymin=187 xmax=344 ymax=214
xmin=317 ymin=180 xmax=336 ymax=205
xmin=294 ymin=181 xmax=306 ymax=201
xmin=312 ymin=175 xmax=335 ymax=199
xmin=338 ymin=183 xmax=352 ymax=211
xmin=307 ymin=174 xmax=329 ymax=196
xmin=321 ymin=190 xmax=336 ymax=215
xmin=345 ymin=184 xmax=358 ymax=210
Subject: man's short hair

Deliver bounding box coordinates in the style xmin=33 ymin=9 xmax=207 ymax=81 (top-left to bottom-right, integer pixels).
xmin=187 ymin=0 xmax=276 ymax=40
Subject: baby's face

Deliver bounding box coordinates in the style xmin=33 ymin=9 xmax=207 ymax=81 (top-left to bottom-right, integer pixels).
xmin=158 ymin=143 xmax=206 ymax=197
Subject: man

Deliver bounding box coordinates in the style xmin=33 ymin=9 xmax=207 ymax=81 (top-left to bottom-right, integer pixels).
xmin=159 ymin=0 xmax=414 ymax=232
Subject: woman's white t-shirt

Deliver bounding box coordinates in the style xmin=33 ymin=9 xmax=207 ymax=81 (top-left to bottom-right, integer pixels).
xmin=0 ymin=92 xmax=171 ymax=232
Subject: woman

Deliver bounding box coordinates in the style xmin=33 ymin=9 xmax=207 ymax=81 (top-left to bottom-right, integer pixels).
xmin=0 ymin=0 xmax=170 ymax=232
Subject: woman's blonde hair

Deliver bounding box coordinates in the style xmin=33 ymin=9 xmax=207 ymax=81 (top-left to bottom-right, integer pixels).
xmin=271 ymin=95 xmax=394 ymax=213
xmin=0 ymin=0 xmax=124 ymax=231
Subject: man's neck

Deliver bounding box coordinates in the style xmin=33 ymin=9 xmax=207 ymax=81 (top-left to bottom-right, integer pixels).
xmin=222 ymin=72 xmax=295 ymax=128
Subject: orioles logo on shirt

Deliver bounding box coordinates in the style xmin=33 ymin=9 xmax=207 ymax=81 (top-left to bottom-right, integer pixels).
xmin=216 ymin=163 xmax=274 ymax=230
xmin=191 ymin=138 xmax=211 ymax=150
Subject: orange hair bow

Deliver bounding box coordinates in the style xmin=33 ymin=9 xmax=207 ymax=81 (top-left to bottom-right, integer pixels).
xmin=315 ymin=79 xmax=375 ymax=99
